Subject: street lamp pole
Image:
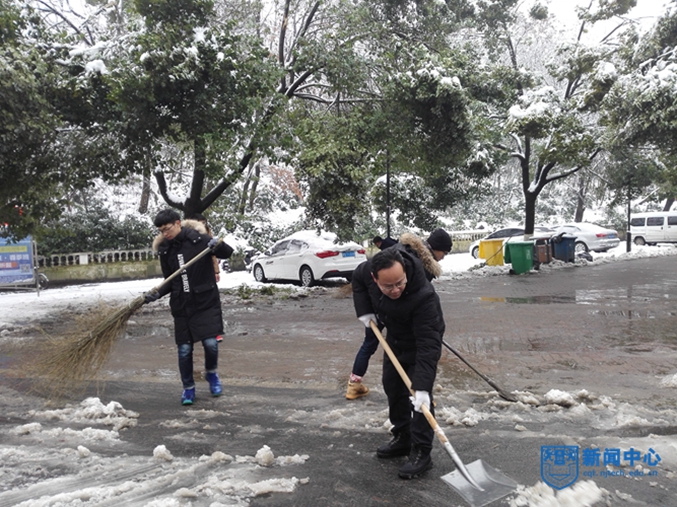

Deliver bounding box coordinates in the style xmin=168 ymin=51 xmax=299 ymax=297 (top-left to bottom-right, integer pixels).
xmin=626 ymin=184 xmax=632 ymax=253
xmin=386 ymin=153 xmax=391 ymax=238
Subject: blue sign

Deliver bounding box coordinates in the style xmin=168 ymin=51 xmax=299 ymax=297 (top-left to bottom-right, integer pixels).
xmin=0 ymin=236 xmax=35 ymax=284
xmin=541 ymin=445 xmax=579 ymax=490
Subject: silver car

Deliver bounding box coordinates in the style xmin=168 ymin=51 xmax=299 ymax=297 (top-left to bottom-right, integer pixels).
xmin=552 ymin=223 xmax=620 ymax=253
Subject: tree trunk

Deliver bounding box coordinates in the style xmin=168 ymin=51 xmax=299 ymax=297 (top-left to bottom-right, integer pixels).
xmin=184 ymin=138 xmax=207 ymax=218
xmin=574 ymin=173 xmax=586 ymax=222
xmin=237 ymin=161 xmax=259 ymax=215
xmin=238 ymin=172 xmax=252 ymax=215
xmin=138 ymin=167 xmax=151 ymax=214
xmin=663 ymin=197 xmax=675 ymax=211
xmin=248 ymin=163 xmax=261 ymax=212
xmin=524 ymin=191 xmax=537 ymax=236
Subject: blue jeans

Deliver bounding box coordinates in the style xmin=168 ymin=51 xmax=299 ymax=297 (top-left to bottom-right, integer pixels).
xmin=178 ymin=337 xmax=218 ymax=389
xmin=351 ymin=327 xmax=379 ymax=377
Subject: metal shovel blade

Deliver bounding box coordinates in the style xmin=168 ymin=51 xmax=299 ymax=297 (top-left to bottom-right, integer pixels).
xmin=441 ymin=459 xmax=518 ymax=507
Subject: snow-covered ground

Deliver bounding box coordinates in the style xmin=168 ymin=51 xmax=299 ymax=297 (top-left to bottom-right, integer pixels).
xmin=2 ymin=243 xmax=677 ymax=506
xmin=1 ymin=242 xmax=676 ymax=326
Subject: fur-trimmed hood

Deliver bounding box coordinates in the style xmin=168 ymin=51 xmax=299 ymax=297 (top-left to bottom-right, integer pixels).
xmin=399 ymin=232 xmax=442 ymax=279
xmin=152 ymin=219 xmax=208 ymax=252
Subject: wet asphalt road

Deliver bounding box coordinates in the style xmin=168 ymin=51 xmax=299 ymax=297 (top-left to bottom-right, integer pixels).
xmin=3 ymin=254 xmax=677 ymax=506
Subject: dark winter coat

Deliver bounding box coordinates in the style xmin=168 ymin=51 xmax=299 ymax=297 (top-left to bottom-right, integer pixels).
xmin=352 ymin=243 xmax=444 ymax=392
xmin=398 ymin=233 xmax=442 ymax=281
xmin=378 ymin=236 xmax=398 ymax=249
xmin=152 ymin=220 xmax=234 ymax=345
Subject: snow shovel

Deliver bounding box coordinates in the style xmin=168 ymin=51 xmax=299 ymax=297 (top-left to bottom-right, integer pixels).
xmin=442 ymin=340 xmax=518 ymax=402
xmin=370 ymin=321 xmax=517 ymax=507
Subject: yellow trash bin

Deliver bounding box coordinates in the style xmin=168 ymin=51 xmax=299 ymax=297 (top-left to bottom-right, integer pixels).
xmin=478 ymin=238 xmax=504 ymax=266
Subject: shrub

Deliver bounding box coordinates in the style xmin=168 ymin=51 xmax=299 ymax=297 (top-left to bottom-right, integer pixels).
xmin=36 ymin=202 xmax=154 ymax=255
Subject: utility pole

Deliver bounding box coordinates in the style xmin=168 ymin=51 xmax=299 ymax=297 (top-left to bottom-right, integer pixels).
xmin=626 ymin=184 xmax=632 ymax=253
xmin=386 ymin=152 xmax=391 ymax=238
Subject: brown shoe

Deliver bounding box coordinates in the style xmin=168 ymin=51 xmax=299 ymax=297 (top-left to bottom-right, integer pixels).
xmin=346 ymin=381 xmax=369 ymax=400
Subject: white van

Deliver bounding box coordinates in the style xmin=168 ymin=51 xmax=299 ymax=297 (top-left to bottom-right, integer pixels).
xmin=629 ymin=212 xmax=677 ymax=245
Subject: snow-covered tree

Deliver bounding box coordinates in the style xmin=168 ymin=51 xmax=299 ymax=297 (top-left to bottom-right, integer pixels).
xmin=1 ymin=1 xmax=72 ymax=238
xmin=603 ymin=2 xmax=677 ymax=210
xmin=488 ymin=0 xmax=650 ymax=233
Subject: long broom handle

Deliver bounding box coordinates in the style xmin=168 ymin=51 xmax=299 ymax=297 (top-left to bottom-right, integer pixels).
xmin=148 ymin=238 xmax=223 ymax=294
xmin=442 ymin=340 xmax=517 ymax=402
xmin=369 ymin=321 xmax=484 ymax=491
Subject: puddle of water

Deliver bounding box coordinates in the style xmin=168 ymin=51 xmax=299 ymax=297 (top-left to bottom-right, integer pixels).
xmin=480 ymin=295 xmax=576 ymax=304
xmin=480 ymin=286 xmax=676 ymax=306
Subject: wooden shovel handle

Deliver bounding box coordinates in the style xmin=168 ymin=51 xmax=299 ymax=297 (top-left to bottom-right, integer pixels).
xmin=369 ymin=321 xmax=448 ymax=444
xmin=369 ymin=320 xmax=485 ymax=491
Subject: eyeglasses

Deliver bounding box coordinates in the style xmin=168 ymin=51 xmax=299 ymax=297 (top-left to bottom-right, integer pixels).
xmin=158 ymin=223 xmax=177 ymax=234
xmin=378 ymin=277 xmax=407 ymax=293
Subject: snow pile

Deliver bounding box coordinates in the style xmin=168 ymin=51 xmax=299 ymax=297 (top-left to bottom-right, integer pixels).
xmin=509 ymin=480 xmax=609 ymax=506
xmin=613 ymin=403 xmax=668 ymax=428
xmin=255 ymin=444 xmax=275 ymax=466
xmin=31 ymin=397 xmax=139 ymax=431
xmin=544 ymin=389 xmax=576 ymax=408
xmin=1 ymin=425 xmax=310 ymax=506
xmin=438 ymin=406 xmax=484 ymax=427
xmin=153 ymin=444 xmax=174 ymax=461
xmin=10 ymin=422 xmax=122 ymax=442
xmin=443 ymin=387 xmax=677 ymax=434
xmin=660 ymin=373 xmax=677 ymax=388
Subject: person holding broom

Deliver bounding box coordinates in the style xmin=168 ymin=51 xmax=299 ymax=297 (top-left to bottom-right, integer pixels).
xmin=351 ymin=246 xmax=445 ymax=479
xmin=144 ymin=209 xmax=234 ymax=405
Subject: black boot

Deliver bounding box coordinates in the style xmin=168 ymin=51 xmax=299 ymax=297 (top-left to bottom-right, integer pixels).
xmin=376 ymin=432 xmax=411 ymax=458
xmin=398 ymin=446 xmax=433 ymax=479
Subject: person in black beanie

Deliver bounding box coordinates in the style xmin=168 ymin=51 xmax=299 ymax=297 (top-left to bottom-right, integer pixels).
xmin=373 ymin=235 xmax=398 ymax=250
xmin=425 ymin=228 xmax=452 ymax=261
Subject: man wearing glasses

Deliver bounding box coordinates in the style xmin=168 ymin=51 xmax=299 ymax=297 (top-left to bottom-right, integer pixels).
xmin=352 ymin=246 xmax=445 ymax=479
xmin=145 ymin=209 xmax=234 ymax=405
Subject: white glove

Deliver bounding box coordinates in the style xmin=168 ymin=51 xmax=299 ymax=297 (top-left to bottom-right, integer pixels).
xmin=410 ymin=391 xmax=430 ymax=413
xmin=358 ymin=314 xmax=376 ymax=328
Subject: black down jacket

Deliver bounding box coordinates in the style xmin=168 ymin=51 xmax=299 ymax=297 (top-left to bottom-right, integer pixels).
xmin=352 ymin=243 xmax=445 ymax=392
xmin=153 ymin=220 xmax=234 ymax=345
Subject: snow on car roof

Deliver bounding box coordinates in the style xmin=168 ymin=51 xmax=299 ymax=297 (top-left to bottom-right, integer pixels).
xmin=559 ymin=222 xmax=612 ymax=231
xmin=284 ymin=230 xmax=361 ymax=250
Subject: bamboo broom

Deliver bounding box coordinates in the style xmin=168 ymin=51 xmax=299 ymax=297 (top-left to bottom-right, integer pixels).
xmin=33 ymin=240 xmax=222 ymax=399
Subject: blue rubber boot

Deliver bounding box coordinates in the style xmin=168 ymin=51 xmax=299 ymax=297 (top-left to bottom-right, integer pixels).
xmin=205 ymin=372 xmax=222 ymax=396
xmin=181 ymin=388 xmax=195 ymax=405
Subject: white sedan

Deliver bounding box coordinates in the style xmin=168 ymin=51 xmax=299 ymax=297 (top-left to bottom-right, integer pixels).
xmin=552 ymin=223 xmax=620 ymax=253
xmin=251 ymin=230 xmax=366 ymax=287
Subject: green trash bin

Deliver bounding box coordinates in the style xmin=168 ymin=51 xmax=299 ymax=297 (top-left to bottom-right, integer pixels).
xmin=504 ymin=241 xmax=534 ymax=275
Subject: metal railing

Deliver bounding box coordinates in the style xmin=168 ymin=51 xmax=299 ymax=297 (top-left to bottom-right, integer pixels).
xmin=37 ymin=249 xmax=158 ymax=267
xmin=449 ymin=230 xmax=488 ymax=242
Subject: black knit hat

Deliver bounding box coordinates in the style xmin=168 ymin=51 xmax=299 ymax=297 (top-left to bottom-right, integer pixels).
xmin=427 ymin=228 xmax=452 ymax=253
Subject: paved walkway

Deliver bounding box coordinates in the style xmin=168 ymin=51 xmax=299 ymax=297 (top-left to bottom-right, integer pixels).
xmin=2 ymin=255 xmax=677 ymax=507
